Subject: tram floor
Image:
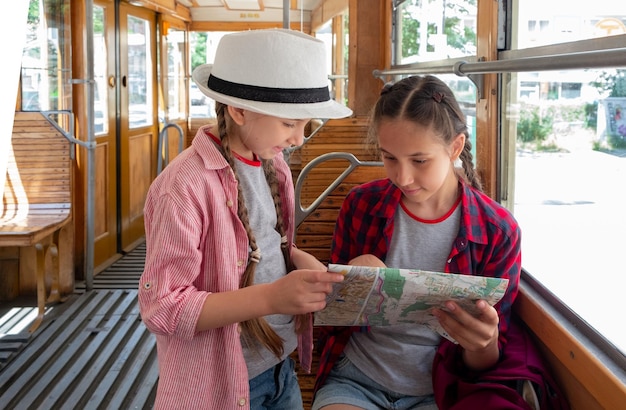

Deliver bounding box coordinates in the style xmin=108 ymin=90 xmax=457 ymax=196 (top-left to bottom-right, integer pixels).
xmin=0 ymin=243 xmax=157 ymax=409
xmin=0 ymin=242 xmax=318 ymax=409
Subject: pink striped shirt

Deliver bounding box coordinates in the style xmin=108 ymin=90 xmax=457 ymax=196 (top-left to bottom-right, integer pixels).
xmin=138 ymin=125 xmax=312 ymax=409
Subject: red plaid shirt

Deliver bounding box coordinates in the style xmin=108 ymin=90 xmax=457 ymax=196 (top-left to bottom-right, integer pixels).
xmin=313 ymin=178 xmax=522 ymax=395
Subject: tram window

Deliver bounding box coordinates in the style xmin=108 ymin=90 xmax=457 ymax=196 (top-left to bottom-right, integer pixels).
xmin=20 ymin=0 xmax=71 ymax=113
xmin=513 ymin=1 xmax=626 ymax=49
xmin=507 ymin=67 xmax=626 ymax=355
xmin=509 ymin=68 xmax=626 ymax=355
xmin=394 ymin=0 xmax=477 ymax=64
xmin=315 ymin=19 xmax=349 ymax=107
xmin=189 ymin=31 xmax=231 ymax=118
xmin=505 ymin=0 xmax=626 ymax=356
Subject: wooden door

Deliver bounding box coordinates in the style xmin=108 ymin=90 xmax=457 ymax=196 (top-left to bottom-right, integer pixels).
xmin=91 ymin=1 xmax=157 ymax=269
xmin=118 ymin=3 xmax=158 ymax=252
xmin=92 ymin=0 xmax=118 ymax=269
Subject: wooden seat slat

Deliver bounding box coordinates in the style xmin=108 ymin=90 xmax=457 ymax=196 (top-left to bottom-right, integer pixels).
xmin=6 ymin=157 xmax=70 ymax=165
xmin=1 ymin=112 xmax=73 ymax=332
xmin=3 ymin=198 xmax=71 ymax=206
xmin=4 ymin=168 xmax=70 ymax=176
xmin=2 ymin=206 xmax=71 ymax=213
xmin=3 ymin=191 xmax=70 ymax=200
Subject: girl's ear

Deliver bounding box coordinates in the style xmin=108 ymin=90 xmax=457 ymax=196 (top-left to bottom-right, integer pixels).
xmin=451 ymin=132 xmax=466 ymax=161
xmin=227 ymin=105 xmax=246 ymax=125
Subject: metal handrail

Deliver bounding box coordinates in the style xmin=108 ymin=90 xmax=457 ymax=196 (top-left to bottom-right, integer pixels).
xmin=294 ymin=152 xmax=382 ymax=227
xmin=157 ymin=122 xmax=184 ymax=174
xmin=374 ymin=45 xmax=626 ymax=79
xmin=373 ymin=45 xmax=626 ymax=99
xmin=40 ymin=108 xmax=97 ymax=290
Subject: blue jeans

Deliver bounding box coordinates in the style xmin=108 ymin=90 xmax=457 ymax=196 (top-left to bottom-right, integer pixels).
xmin=249 ymin=356 xmax=303 ymax=410
xmin=312 ymin=355 xmax=437 ymax=410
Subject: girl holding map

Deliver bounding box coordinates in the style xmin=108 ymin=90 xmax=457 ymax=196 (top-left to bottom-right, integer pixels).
xmin=312 ymin=75 xmax=532 ymax=410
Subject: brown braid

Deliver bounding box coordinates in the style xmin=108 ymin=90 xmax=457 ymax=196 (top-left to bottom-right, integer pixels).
xmin=262 ymin=159 xmax=309 ymax=334
xmin=458 ymin=135 xmax=482 ymax=190
xmin=214 ymin=102 xmax=287 ymax=359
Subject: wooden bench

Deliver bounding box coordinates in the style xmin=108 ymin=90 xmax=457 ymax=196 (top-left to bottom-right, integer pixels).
xmin=1 ymin=112 xmax=73 ymax=332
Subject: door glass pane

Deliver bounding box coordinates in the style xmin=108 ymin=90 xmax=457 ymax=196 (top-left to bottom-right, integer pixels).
xmin=93 ymin=5 xmax=108 ymax=134
xmin=21 ymin=0 xmax=72 ymax=114
xmin=394 ymin=0 xmax=477 ymax=64
xmin=166 ymin=27 xmax=185 ymax=120
xmin=127 ymin=15 xmax=152 ymax=128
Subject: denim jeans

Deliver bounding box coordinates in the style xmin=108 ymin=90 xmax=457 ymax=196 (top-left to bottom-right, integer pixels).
xmin=313 ymin=354 xmax=437 ymax=410
xmin=249 ymin=356 xmax=303 ymax=410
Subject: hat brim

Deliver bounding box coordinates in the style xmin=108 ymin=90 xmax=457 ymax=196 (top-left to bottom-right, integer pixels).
xmin=192 ymin=64 xmax=352 ymax=120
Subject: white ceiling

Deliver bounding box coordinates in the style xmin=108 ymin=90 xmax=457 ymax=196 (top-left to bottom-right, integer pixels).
xmin=184 ymin=0 xmax=325 ymax=23
xmin=176 ymin=0 xmax=323 ymax=12
xmin=223 ymin=0 xmax=263 ymax=11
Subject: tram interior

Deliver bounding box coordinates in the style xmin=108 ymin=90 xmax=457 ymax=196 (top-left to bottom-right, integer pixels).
xmin=1 ymin=0 xmax=626 ymax=409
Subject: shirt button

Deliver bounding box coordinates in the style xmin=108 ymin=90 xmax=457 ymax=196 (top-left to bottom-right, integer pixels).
xmin=226 ymin=200 xmax=233 ymax=207
xmin=238 ymin=397 xmax=247 ymax=406
xmin=237 ymin=260 xmax=244 ymax=267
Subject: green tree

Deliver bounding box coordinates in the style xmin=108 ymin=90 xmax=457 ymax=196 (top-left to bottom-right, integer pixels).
xmin=191 ymin=32 xmax=208 ymax=72
xmin=517 ymin=105 xmax=553 ymax=143
xmin=28 ymin=0 xmax=40 ymax=26
xmin=592 ymin=69 xmax=626 ymax=98
xmin=401 ymin=12 xmax=420 ymax=57
xmin=444 ymin=17 xmax=476 ymax=54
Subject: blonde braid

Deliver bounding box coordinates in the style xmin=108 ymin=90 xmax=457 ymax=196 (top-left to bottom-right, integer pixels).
xmin=262 ymin=159 xmax=309 ymax=334
xmin=215 ymin=103 xmax=284 ymax=358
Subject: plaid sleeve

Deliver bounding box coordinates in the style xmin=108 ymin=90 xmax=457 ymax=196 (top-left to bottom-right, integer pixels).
xmin=484 ymin=208 xmax=522 ymax=346
xmin=450 ymin=186 xmax=522 ymax=350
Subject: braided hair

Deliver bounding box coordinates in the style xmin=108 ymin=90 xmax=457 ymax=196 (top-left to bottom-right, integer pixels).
xmin=214 ymin=102 xmax=307 ymax=359
xmin=367 ymin=75 xmax=482 ymax=190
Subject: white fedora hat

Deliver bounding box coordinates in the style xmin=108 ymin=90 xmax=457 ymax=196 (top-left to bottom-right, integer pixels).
xmin=192 ymin=29 xmax=352 ymax=120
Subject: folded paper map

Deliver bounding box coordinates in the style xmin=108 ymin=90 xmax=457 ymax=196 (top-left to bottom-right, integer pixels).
xmin=314 ymin=264 xmax=509 ymax=343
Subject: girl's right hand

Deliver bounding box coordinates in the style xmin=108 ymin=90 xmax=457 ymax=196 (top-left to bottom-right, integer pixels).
xmin=267 ymin=269 xmax=344 ymax=315
xmin=196 ymin=269 xmax=343 ymax=331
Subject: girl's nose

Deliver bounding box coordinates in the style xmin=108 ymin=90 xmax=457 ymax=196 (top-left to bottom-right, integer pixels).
xmin=288 ymin=129 xmax=305 ymax=147
xmin=395 ymin=163 xmax=414 ymax=186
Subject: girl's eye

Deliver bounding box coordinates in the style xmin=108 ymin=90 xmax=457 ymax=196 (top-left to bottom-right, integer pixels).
xmin=283 ymin=122 xmax=296 ymax=128
xmin=413 ymin=159 xmax=427 ymax=164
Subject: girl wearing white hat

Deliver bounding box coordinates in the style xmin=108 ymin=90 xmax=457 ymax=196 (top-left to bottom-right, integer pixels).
xmin=138 ymin=29 xmax=352 ymax=410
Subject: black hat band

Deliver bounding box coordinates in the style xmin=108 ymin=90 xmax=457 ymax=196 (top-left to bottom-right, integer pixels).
xmin=208 ymin=74 xmax=330 ymax=104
